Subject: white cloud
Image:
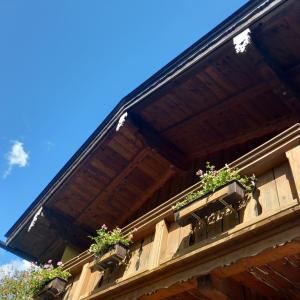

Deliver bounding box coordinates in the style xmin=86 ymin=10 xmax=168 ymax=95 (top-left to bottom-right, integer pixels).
xmin=0 ymin=259 xmax=31 ymax=277
xmin=3 ymin=141 xmax=29 ymax=178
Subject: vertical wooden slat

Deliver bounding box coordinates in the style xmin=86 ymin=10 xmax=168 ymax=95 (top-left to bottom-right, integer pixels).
xmin=194 ymin=221 xmax=207 ymax=244
xmin=148 ymin=220 xmax=169 ymax=269
xmin=274 ymin=162 xmax=297 ymax=207
xmin=85 ymin=269 xmax=103 ymax=296
xmin=123 ymin=241 xmax=143 ymax=278
xmin=286 ymin=145 xmax=300 ymax=200
xmin=72 ymin=263 xmax=92 ymax=300
xmin=138 ymin=235 xmax=154 ymax=271
xmin=256 ymin=170 xmax=280 ymax=213
xmin=207 ymin=219 xmax=223 ymax=239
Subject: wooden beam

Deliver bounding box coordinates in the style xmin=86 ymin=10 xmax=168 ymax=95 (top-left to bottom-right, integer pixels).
xmin=43 ymin=207 xmax=92 ymax=249
xmin=76 ymin=148 xmax=176 ymax=228
xmin=189 ymin=276 xmax=229 ymax=300
xmin=118 ymin=164 xmax=175 ymax=226
xmin=162 ymin=83 xmax=269 ymax=136
xmin=129 ymin=113 xmax=189 ymax=171
xmin=192 ymin=116 xmax=297 ymax=158
xmin=251 ymin=31 xmax=300 ymax=114
xmin=72 ymin=262 xmax=92 ymax=300
xmin=148 ymin=220 xmax=169 ymax=270
xmin=231 ymin=272 xmax=282 ymax=300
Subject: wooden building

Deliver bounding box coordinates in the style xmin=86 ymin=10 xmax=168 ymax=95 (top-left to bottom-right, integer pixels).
xmin=2 ymin=0 xmax=300 ymax=298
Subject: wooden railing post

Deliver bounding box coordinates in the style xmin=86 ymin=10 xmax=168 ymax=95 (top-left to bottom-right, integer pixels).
xmin=286 ymin=145 xmax=300 ymax=200
xmin=72 ymin=263 xmax=92 ymax=300
xmin=148 ymin=219 xmax=169 ymax=270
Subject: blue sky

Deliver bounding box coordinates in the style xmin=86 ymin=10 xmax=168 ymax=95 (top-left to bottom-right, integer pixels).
xmin=0 ymin=0 xmax=248 ymax=267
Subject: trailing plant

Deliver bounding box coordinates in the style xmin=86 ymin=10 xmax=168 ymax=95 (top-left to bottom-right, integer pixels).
xmin=173 ymin=162 xmax=256 ymax=211
xmin=29 ymin=260 xmax=71 ymax=296
xmin=89 ymin=225 xmax=132 ymax=257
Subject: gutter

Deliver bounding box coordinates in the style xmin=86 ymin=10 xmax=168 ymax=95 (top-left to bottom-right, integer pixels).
xmin=5 ymin=0 xmax=289 ymax=247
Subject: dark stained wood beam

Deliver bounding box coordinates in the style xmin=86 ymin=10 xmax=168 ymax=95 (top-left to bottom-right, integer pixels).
xmin=192 ymin=116 xmax=298 ymax=158
xmin=163 ymin=83 xmax=270 ymax=136
xmin=129 ymin=113 xmax=190 ymax=171
xmin=43 ymin=207 xmax=92 ymax=249
xmin=251 ymin=31 xmax=300 ymax=114
xmin=188 ymin=275 xmax=246 ymax=300
xmin=118 ymin=161 xmax=175 ymax=226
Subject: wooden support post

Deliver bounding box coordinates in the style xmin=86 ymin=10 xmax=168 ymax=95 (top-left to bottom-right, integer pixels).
xmin=148 ymin=219 xmax=169 ymax=270
xmin=286 ymin=145 xmax=300 ymax=200
xmin=72 ymin=263 xmax=92 ymax=300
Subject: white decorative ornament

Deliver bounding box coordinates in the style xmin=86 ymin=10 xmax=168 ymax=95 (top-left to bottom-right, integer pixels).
xmin=28 ymin=206 xmax=43 ymax=232
xmin=233 ymin=28 xmax=251 ymax=54
xmin=116 ymin=112 xmax=128 ymax=131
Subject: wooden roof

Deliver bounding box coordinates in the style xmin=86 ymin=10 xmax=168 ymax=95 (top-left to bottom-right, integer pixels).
xmin=3 ymin=0 xmax=300 ymax=262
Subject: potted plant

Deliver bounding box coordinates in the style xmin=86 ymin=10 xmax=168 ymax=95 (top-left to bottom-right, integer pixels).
xmin=31 ymin=260 xmax=71 ymax=300
xmin=173 ymin=162 xmax=255 ymax=226
xmin=89 ymin=225 xmax=132 ymax=270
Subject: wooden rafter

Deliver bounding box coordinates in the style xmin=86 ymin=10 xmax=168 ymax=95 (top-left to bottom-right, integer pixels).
xmin=192 ymin=116 xmax=297 ymax=158
xmin=43 ymin=207 xmax=92 ymax=249
xmin=162 ymin=83 xmax=269 ymax=136
xmin=129 ymin=113 xmax=189 ymax=171
xmin=251 ymin=30 xmax=300 ymax=113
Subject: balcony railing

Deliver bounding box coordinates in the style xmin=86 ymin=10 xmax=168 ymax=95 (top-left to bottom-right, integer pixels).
xmin=62 ymin=123 xmax=300 ymax=300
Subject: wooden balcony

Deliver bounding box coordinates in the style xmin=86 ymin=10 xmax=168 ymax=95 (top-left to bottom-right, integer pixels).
xmin=62 ymin=124 xmax=300 ymax=300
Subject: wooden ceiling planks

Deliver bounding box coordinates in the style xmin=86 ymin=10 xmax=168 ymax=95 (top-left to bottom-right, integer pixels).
xmin=254 ymin=13 xmax=300 ymax=70
xmin=73 ymin=146 xmax=175 ymax=230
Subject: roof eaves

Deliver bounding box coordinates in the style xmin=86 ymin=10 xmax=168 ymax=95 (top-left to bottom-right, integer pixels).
xmin=5 ymin=0 xmax=287 ymax=246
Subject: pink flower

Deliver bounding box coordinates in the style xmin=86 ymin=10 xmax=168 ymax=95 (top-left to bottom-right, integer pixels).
xmin=48 ymin=259 xmax=52 ymax=264
xmin=57 ymin=261 xmax=63 ymax=266
xmin=44 ymin=264 xmax=50 ymax=269
xmin=101 ymin=224 xmax=108 ymax=230
xmin=196 ymin=169 xmax=203 ymax=176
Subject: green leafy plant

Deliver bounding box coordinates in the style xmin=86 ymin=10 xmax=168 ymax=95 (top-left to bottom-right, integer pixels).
xmin=89 ymin=225 xmax=132 ymax=257
xmin=173 ymin=162 xmax=255 ymax=211
xmin=0 ymin=267 xmax=32 ymax=299
xmin=0 ymin=260 xmax=71 ymax=299
xmin=29 ymin=260 xmax=71 ymax=296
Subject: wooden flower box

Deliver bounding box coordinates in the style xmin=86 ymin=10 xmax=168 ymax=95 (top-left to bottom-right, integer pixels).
xmin=34 ymin=277 xmax=68 ymax=300
xmin=96 ymin=243 xmax=128 ymax=271
xmin=174 ymin=181 xmax=246 ymax=226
